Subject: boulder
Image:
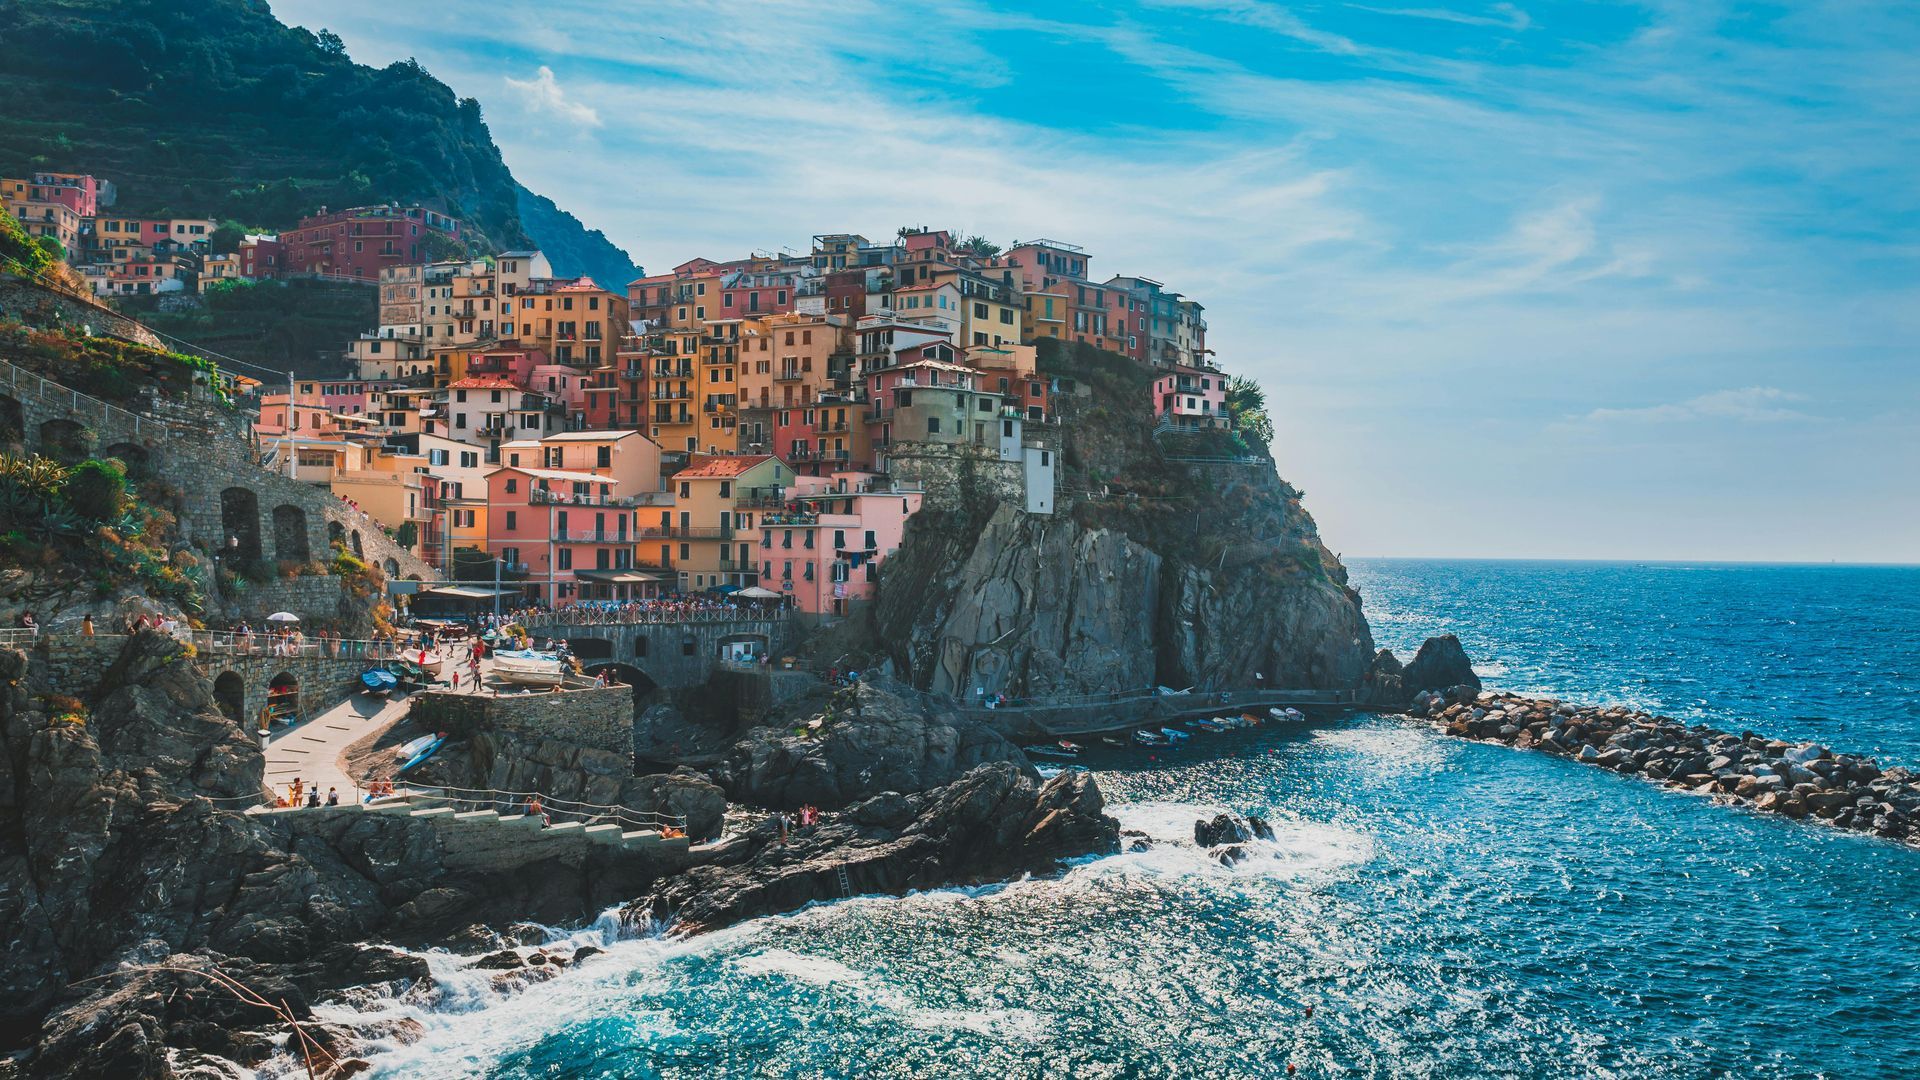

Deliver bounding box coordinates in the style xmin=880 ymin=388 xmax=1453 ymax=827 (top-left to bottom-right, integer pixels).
xmin=1195 ymin=813 xmax=1254 ymax=848
xmin=1401 ymin=635 xmax=1480 ymax=696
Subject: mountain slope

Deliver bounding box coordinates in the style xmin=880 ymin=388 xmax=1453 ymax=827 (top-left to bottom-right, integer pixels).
xmin=0 ymin=0 xmax=637 ymax=282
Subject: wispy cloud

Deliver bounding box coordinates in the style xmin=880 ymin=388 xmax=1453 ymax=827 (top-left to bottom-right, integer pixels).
xmin=1349 ymin=3 xmax=1532 ymax=32
xmin=1582 ymin=387 xmax=1817 ymax=425
xmin=503 ymin=65 xmax=601 ymax=128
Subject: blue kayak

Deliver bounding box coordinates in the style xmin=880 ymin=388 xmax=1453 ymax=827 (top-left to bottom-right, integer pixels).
xmin=360 ymin=668 xmax=399 ymax=696
xmin=397 ymin=734 xmax=445 ymax=773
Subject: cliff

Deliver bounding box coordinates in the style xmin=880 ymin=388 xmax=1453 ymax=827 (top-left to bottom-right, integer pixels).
xmin=0 ymin=0 xmax=638 ymax=283
xmin=873 ymin=341 xmax=1374 ymax=697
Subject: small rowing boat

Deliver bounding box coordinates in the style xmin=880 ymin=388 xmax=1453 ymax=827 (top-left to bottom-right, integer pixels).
xmin=1133 ymin=730 xmax=1169 ymax=747
xmin=1159 ymin=727 xmax=1190 ymax=743
xmin=397 ymin=734 xmax=445 ymax=773
xmin=493 ymin=649 xmax=568 ymax=687
xmin=360 ymin=667 xmax=398 ymax=697
xmin=1268 ymin=707 xmax=1307 ymax=722
xmin=1024 ymin=743 xmax=1080 ymax=760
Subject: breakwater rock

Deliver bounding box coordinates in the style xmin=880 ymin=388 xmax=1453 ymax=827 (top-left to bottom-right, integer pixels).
xmin=1417 ymin=688 xmax=1919 ymax=844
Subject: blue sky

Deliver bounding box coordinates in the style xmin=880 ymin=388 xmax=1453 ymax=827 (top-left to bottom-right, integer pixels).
xmin=275 ymin=0 xmax=1919 ymax=562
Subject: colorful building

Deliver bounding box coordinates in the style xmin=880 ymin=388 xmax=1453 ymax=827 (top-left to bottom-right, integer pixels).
xmin=280 ymin=204 xmax=462 ymax=282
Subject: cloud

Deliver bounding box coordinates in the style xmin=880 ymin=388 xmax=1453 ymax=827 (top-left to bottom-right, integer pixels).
xmin=1349 ymin=3 xmax=1532 ymax=31
xmin=503 ymin=65 xmax=601 ymax=128
xmin=1581 ymin=387 xmax=1817 ymax=425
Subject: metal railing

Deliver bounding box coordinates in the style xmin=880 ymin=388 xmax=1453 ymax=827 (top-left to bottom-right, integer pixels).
xmin=518 ymin=605 xmax=773 ymax=627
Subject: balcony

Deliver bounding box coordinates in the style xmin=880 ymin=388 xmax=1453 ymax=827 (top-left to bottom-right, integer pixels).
xmin=774 ymin=369 xmax=808 ymax=381
xmin=815 ymin=418 xmax=849 ymax=433
xmin=638 ymin=525 xmax=734 ymax=540
xmin=651 ymin=388 xmax=691 ymax=401
xmin=553 ymin=531 xmax=634 ymax=544
xmin=531 ymin=488 xmax=676 ymax=508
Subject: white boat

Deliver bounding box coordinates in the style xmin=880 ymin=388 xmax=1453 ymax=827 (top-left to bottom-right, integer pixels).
xmin=492 ymin=649 xmax=568 ymax=687
xmin=1269 ymin=707 xmax=1307 ymax=722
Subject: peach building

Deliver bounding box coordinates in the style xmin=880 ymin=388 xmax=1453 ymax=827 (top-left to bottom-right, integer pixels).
xmin=756 ymin=472 xmax=923 ymax=618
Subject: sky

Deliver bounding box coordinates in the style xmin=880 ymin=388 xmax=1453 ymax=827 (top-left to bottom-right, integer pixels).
xmin=273 ymin=0 xmax=1920 ymax=562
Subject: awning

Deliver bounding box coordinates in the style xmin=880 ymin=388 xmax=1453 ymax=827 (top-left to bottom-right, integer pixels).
xmin=423 ymin=585 xmax=523 ymax=599
xmin=736 ymin=586 xmax=784 ymax=599
xmin=573 ymin=569 xmax=664 ymax=584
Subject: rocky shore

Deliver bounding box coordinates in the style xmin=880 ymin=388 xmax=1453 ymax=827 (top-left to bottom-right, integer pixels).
xmin=1416 ymin=687 xmax=1920 ymax=844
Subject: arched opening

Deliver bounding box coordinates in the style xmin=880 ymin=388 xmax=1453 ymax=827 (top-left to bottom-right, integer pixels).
xmin=565 ymin=637 xmax=614 ymax=660
xmin=349 ymin=530 xmax=364 ymax=557
xmin=327 ymin=520 xmax=345 ymax=546
xmin=0 ymin=394 xmax=25 ymax=450
xmin=38 ymin=418 xmax=93 ymax=464
xmin=266 ymin=671 xmax=300 ymax=724
xmin=272 ymin=504 xmax=311 ymax=563
xmin=213 ymin=671 xmax=246 ymax=724
xmin=102 ymin=442 xmax=153 ymax=481
xmin=583 ymin=661 xmax=657 ymax=706
xmin=383 ymin=557 xmax=399 ymax=576
xmin=220 ymin=487 xmax=262 ymax=562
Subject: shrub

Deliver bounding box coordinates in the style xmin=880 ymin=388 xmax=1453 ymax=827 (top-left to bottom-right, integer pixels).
xmin=63 ymin=458 xmax=128 ymax=521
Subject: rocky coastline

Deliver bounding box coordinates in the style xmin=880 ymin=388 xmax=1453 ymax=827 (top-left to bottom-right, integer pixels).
xmin=1416 ymin=687 xmax=1920 ymax=844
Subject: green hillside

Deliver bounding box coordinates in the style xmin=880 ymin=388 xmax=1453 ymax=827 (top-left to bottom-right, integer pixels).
xmin=0 ymin=0 xmax=639 ymax=287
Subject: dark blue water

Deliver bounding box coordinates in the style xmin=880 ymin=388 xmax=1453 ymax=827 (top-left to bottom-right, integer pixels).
xmin=338 ymin=561 xmax=1920 ymax=1079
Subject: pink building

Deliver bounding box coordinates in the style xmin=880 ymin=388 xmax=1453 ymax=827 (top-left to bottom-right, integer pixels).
xmin=756 ymin=472 xmax=923 ymax=618
xmin=1151 ymin=363 xmax=1230 ymax=429
xmin=484 ymin=431 xmax=668 ymax=605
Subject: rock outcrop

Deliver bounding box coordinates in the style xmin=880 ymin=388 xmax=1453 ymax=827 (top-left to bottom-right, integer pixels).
xmin=877 ymin=502 xmax=1373 ymax=699
xmin=637 ymin=763 xmax=1118 ymax=933
xmin=711 ymin=682 xmax=1031 ymax=810
xmin=1361 ymin=634 xmax=1481 ymax=709
xmin=1420 ymin=689 xmax=1920 ymax=844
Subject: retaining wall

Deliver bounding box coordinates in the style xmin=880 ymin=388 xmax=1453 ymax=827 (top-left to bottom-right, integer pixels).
xmin=413 ymin=684 xmax=635 ymax=757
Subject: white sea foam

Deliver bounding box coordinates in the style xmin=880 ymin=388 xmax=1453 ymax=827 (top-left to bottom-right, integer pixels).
xmin=1472 ymin=661 xmax=1510 ymax=678
xmin=1087 ymin=801 xmax=1376 ymax=883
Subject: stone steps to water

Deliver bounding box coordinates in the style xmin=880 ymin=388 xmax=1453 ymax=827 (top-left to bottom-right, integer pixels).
xmin=297 ymin=792 xmax=689 ymax=853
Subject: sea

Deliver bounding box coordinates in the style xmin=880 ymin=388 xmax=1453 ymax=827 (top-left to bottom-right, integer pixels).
xmin=331 ymin=560 xmax=1920 ymax=1079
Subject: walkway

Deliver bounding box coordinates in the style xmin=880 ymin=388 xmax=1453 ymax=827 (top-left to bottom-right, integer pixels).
xmin=261 ymin=688 xmax=413 ymax=804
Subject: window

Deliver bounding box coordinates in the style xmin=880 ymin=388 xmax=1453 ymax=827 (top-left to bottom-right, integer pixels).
xmin=833 ymin=529 xmax=846 ymax=548
xmin=505 ymin=478 xmax=518 ymax=494
xmin=682 ymin=638 xmax=696 ymax=656
xmin=505 ymin=510 xmax=517 ymax=529
xmin=557 ymin=549 xmax=573 ymax=570
xmin=597 ymin=446 xmax=612 ymax=468
xmin=926 ymin=416 xmax=941 ymax=434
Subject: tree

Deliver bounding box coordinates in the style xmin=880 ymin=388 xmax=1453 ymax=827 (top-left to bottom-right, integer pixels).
xmin=958 ymin=235 xmax=1001 ymax=257
xmin=209 ymin=220 xmax=247 ymax=255
xmin=34 ymin=236 xmax=65 ymax=263
xmin=393 ymin=521 xmax=418 ymax=549
xmin=316 ymin=28 xmax=347 ymax=58
xmin=1226 ymin=375 xmax=1275 ymax=446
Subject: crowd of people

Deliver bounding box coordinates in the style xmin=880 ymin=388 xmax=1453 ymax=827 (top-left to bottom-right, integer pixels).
xmin=517 ymin=596 xmax=775 ymax=626
xmin=772 ymin=804 xmax=822 ymax=842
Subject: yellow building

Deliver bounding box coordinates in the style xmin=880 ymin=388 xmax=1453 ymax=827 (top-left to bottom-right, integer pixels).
xmin=661 ymin=454 xmax=789 ymax=591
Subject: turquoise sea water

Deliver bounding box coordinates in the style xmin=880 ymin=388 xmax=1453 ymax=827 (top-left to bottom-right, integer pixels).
xmin=341 ymin=561 xmax=1920 ymax=1079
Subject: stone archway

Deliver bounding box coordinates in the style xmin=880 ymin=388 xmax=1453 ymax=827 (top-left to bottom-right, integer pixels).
xmin=38 ymin=418 xmax=93 ymax=464
xmin=383 ymin=557 xmax=399 ymax=577
xmin=327 ymin=520 xmax=345 ymax=547
xmin=565 ymin=637 xmax=614 ymax=660
xmin=103 ymin=442 xmax=153 ymax=481
xmin=221 ymin=487 xmax=262 ymax=562
xmin=213 ymin=671 xmax=246 ymax=724
xmin=349 ymin=530 xmax=363 ymax=557
xmin=0 ymin=394 xmax=23 ymax=450
xmin=272 ymin=504 xmax=311 ymax=563
xmin=583 ymin=661 xmax=657 ymax=706
xmin=267 ymin=671 xmax=300 ymax=722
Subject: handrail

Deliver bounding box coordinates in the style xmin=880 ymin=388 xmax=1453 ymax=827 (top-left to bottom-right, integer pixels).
xmin=395 ymin=783 xmax=688 ymax=832
xmin=517 ymin=605 xmax=775 ymax=628
xmin=0 ymin=356 xmax=155 ymax=437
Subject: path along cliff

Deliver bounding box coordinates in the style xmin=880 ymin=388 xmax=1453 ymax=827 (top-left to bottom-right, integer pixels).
xmin=872 ymin=341 xmax=1375 ymax=699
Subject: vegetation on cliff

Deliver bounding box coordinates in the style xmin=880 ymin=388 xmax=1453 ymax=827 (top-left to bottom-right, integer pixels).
xmin=0 ymin=322 xmax=231 ymax=407
xmin=0 ymin=0 xmax=639 ymax=285
xmin=118 ymin=277 xmax=376 ymax=376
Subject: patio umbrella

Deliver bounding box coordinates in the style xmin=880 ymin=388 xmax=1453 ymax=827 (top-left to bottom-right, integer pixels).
xmin=266 ymin=612 xmax=301 ymax=623
xmin=736 ymin=586 xmax=783 ymax=599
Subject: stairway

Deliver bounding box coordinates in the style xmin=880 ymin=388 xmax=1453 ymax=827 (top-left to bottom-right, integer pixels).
xmin=352 ymin=795 xmax=689 ymax=854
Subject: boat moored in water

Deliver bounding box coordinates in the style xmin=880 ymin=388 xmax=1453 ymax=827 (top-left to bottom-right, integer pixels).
xmin=1134 ymin=730 xmax=1170 ymax=746
xmin=1024 ymin=743 xmax=1080 ymax=760
xmin=1269 ymin=707 xmax=1307 ymax=722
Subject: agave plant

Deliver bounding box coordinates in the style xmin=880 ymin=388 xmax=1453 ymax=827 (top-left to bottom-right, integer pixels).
xmin=36 ymin=505 xmax=86 ymax=540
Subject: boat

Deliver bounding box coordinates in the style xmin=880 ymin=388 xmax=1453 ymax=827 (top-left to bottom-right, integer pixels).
xmin=1159 ymin=727 xmax=1190 ymax=743
xmin=394 ymin=733 xmax=437 ymax=760
xmin=1057 ymin=740 xmax=1084 ymax=754
xmin=360 ymin=668 xmax=398 ymax=697
xmin=1100 ymin=736 xmax=1129 ymax=748
xmin=1240 ymin=712 xmax=1266 ymax=726
xmin=1191 ymin=718 xmax=1231 ymax=733
xmin=1133 ymin=730 xmax=1169 ymax=747
xmin=1024 ymin=743 xmax=1080 ymax=760
xmin=1269 ymin=707 xmax=1307 ymax=722
xmin=397 ymin=734 xmax=446 ymax=773
xmin=385 ymin=658 xmax=428 ymax=685
xmin=492 ymin=649 xmax=568 ymax=687
xmin=1035 ymin=764 xmax=1090 ymax=780
xmin=412 ymin=651 xmax=444 ymax=678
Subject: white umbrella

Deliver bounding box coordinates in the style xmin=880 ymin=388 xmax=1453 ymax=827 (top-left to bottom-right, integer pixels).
xmin=735 ymin=586 xmax=783 ymax=599
xmin=266 ymin=612 xmax=301 ymax=623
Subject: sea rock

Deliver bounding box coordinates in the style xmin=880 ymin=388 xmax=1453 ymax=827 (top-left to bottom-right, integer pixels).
xmin=713 ymin=683 xmax=1028 ymax=810
xmin=1401 ymin=635 xmax=1481 ymax=697
xmin=637 ymin=763 xmax=1119 ymax=933
xmin=1195 ymin=813 xmax=1254 ymax=848
xmin=1215 ymin=845 xmax=1248 ymax=867
xmin=1247 ymin=815 xmax=1276 ymax=841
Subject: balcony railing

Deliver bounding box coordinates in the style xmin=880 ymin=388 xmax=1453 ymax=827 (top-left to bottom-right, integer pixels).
xmin=637 ymin=525 xmax=734 ymax=540
xmin=553 ymin=531 xmax=635 ymax=544
xmin=774 ymin=369 xmax=808 ymax=381
xmin=530 ymin=488 xmax=675 ymax=508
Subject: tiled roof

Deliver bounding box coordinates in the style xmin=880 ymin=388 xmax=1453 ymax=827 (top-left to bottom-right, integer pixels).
xmin=448 ymin=377 xmax=520 ymax=389
xmin=677 ymin=453 xmax=775 ymax=478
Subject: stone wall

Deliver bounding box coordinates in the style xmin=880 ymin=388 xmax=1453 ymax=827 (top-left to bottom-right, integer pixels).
xmin=0 ymin=353 xmax=438 ymax=591
xmin=885 ymin=441 xmax=1029 ymax=514
xmin=33 ymin=634 xmax=367 ymax=727
xmin=0 ymin=273 xmax=164 ymax=349
xmin=221 ymin=575 xmax=352 ymax=624
xmin=413 ymin=684 xmax=635 ymax=757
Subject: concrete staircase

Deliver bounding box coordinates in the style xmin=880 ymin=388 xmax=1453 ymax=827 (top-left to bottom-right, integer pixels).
xmin=364 ymin=795 xmax=691 ymax=854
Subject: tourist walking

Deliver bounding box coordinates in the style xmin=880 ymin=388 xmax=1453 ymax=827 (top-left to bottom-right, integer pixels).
xmin=80 ymin=614 xmax=94 ymax=637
